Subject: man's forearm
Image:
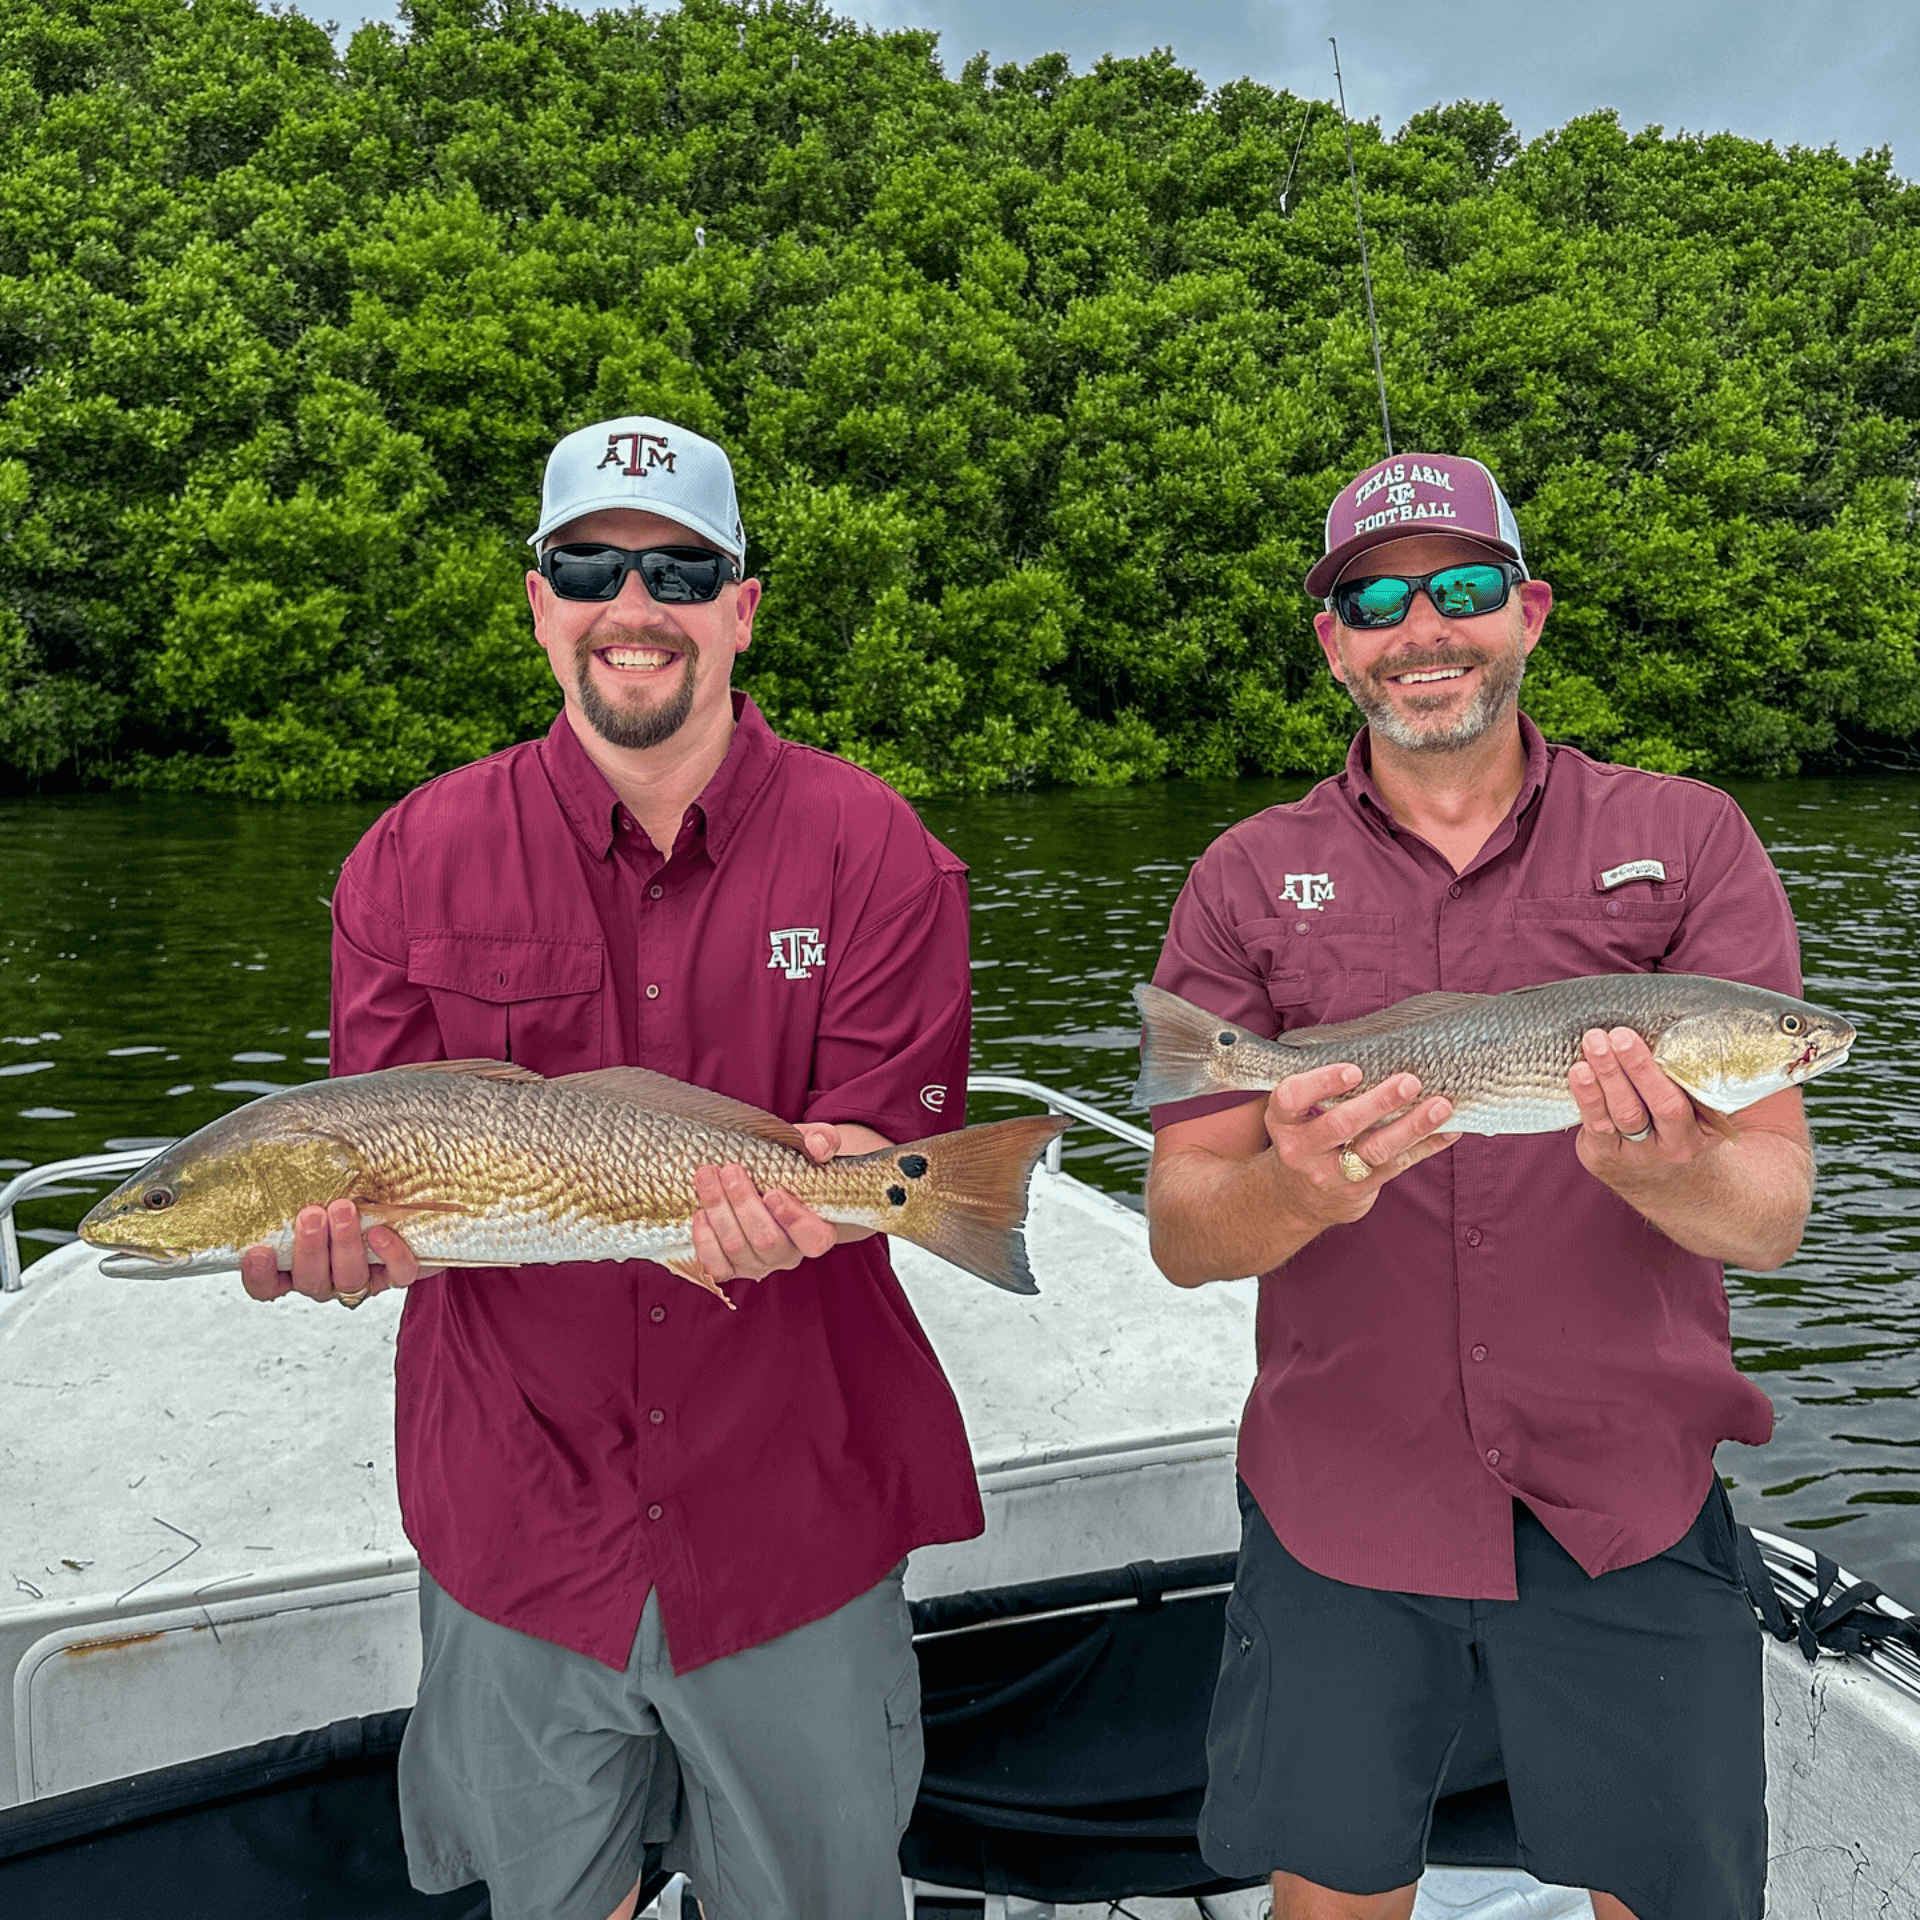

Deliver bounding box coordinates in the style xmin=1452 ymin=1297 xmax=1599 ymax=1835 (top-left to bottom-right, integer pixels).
xmin=1609 ymin=1130 xmax=1814 ymax=1270
xmin=1146 ymin=1145 xmax=1322 ymax=1287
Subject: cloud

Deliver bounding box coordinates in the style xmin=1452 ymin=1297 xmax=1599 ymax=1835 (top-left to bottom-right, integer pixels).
xmin=300 ymin=0 xmax=1914 ymax=173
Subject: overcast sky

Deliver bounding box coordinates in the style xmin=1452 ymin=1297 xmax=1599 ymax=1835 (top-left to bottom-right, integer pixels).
xmin=302 ymin=0 xmax=1915 ymax=176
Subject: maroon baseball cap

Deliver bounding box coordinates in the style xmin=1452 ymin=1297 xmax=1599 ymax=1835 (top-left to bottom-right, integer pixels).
xmin=1304 ymin=453 xmax=1528 ymax=598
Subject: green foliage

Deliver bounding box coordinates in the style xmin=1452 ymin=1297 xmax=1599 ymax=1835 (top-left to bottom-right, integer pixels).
xmin=1 ymin=0 xmax=1915 ymax=796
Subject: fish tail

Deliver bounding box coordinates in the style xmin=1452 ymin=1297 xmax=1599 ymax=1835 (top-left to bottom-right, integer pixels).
xmin=871 ymin=1114 xmax=1070 ymax=1296
xmin=1133 ymin=982 xmax=1259 ymax=1108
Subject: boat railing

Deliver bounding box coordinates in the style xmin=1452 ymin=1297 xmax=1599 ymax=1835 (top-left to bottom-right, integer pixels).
xmin=963 ymin=1074 xmax=1153 ymax=1173
xmin=0 ymin=1150 xmax=166 ymax=1294
xmin=0 ymin=1077 xmax=1150 ymax=1292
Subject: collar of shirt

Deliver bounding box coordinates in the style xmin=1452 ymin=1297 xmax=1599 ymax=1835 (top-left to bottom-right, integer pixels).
xmin=1339 ymin=715 xmax=1552 ymax=880
xmin=537 ymin=692 xmax=784 ymax=866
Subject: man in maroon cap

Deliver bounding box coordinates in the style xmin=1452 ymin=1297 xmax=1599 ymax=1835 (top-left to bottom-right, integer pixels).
xmin=237 ymin=416 xmax=984 ymax=1920
xmin=1144 ymin=453 xmax=1811 ymax=1920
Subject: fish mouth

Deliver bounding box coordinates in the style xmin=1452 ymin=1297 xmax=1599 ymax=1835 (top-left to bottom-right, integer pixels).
xmin=1797 ymin=1041 xmax=1851 ymax=1082
xmin=95 ymin=1249 xmax=193 ymax=1277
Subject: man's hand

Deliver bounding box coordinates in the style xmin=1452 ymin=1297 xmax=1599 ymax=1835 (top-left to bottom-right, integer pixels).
xmin=1259 ymin=1063 xmax=1460 ymax=1230
xmin=239 ymin=1200 xmax=444 ymax=1306
xmin=1568 ymin=1027 xmax=1725 ymax=1187
xmin=1146 ymin=1066 xmax=1459 ymax=1289
xmin=1567 ymin=1026 xmax=1814 ymax=1269
xmin=688 ymin=1122 xmax=886 ymax=1285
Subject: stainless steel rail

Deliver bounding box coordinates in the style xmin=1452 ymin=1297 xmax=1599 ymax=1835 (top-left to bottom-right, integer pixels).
xmin=0 ymin=1150 xmax=165 ymax=1293
xmin=964 ymin=1074 xmax=1153 ymax=1174
xmin=0 ymin=1077 xmax=1152 ymax=1292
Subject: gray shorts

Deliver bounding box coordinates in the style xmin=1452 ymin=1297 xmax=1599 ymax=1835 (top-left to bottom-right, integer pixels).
xmin=399 ymin=1566 xmax=922 ymax=1920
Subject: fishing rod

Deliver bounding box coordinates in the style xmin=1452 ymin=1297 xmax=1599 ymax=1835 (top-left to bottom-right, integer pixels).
xmin=1329 ymin=36 xmax=1394 ymax=457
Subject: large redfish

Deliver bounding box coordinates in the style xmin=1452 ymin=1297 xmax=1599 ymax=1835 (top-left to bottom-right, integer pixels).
xmin=79 ymin=1060 xmax=1068 ymax=1303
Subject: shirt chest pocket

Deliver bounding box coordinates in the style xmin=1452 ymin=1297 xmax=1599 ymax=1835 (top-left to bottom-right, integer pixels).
xmin=1509 ymin=893 xmax=1687 ymax=977
xmin=1237 ymin=915 xmax=1394 ymax=1030
xmin=406 ymin=933 xmax=608 ymax=1069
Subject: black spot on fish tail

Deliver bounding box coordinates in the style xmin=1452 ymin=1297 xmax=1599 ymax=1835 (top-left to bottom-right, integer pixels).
xmin=886 ymin=1184 xmax=909 ymax=1207
xmin=1217 ymin=1032 xmax=1237 ymax=1047
xmin=896 ymin=1153 xmax=929 ymax=1179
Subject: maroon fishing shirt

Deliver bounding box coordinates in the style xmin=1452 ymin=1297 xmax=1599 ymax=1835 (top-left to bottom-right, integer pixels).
xmin=1151 ymin=718 xmax=1796 ymax=1597
xmin=331 ymin=695 xmax=984 ymax=1670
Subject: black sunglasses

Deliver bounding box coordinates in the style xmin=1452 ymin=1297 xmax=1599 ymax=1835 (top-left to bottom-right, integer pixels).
xmin=1331 ymin=562 xmax=1523 ymax=630
xmin=539 ymin=543 xmax=739 ymax=604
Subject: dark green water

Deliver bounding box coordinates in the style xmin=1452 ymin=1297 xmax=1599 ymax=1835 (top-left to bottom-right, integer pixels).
xmin=3 ymin=779 xmax=1916 ymax=1601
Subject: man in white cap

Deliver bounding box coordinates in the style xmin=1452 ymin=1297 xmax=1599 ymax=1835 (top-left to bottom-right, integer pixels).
xmin=240 ymin=415 xmax=986 ymax=1920
xmin=1141 ymin=453 xmax=1815 ymax=1920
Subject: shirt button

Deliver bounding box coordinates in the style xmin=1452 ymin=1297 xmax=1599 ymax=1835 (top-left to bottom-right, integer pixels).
xmin=649 ymin=884 xmax=664 ymax=900
xmin=1605 ymin=898 xmax=1624 ymax=918
xmin=647 ymin=1503 xmax=663 ymax=1521
xmin=1294 ymin=920 xmax=1312 ymax=936
xmin=1448 ymin=883 xmax=1462 ymax=899
xmin=1471 ymin=1344 xmax=1488 ymax=1362
xmin=649 ymin=1407 xmax=665 ymax=1426
xmin=620 ymin=814 xmax=635 ymax=832
xmin=1465 ymin=1227 xmax=1483 ymax=1248
xmin=1486 ymin=1448 xmax=1502 ymax=1468
xmin=646 ymin=983 xmax=660 ymax=1000
xmin=650 ymin=1304 xmax=667 ymax=1324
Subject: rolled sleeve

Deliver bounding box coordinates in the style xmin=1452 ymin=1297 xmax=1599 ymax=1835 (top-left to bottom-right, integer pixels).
xmin=806 ymin=867 xmax=973 ymax=1144
xmin=330 ymin=836 xmax=446 ymax=1078
xmin=1147 ymin=848 xmax=1281 ymax=1132
xmin=1664 ymin=793 xmax=1803 ymax=997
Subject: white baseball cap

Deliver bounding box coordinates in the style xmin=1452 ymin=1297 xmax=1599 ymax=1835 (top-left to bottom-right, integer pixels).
xmin=529 ymin=415 xmax=747 ymax=562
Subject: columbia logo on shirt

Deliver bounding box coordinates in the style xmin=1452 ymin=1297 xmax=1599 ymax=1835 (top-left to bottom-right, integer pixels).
xmin=768 ymin=927 xmax=826 ymax=980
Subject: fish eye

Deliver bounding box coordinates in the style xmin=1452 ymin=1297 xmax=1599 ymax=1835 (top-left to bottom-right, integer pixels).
xmin=1781 ymin=1015 xmax=1803 ymax=1035
xmin=142 ymin=1185 xmax=176 ymax=1211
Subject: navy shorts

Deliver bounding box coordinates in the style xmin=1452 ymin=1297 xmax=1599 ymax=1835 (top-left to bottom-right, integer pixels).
xmin=1199 ymin=1481 xmax=1764 ymax=1920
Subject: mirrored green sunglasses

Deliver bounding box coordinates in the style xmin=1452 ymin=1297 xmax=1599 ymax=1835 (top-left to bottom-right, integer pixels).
xmin=1331 ymin=562 xmax=1523 ymax=629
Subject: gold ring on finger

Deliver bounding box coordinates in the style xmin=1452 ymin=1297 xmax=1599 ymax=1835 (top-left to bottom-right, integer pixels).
xmin=1338 ymin=1147 xmax=1371 ymax=1183
xmin=332 ymin=1287 xmax=370 ymax=1310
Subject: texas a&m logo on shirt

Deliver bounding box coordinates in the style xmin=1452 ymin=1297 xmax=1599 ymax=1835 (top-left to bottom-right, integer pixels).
xmin=1279 ymin=872 xmax=1336 ymax=912
xmin=768 ymin=927 xmax=826 ymax=980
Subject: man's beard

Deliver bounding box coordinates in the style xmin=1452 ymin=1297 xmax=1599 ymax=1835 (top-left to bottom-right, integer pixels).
xmin=572 ymin=628 xmax=698 ymax=750
xmin=1337 ymin=631 xmax=1528 ymax=753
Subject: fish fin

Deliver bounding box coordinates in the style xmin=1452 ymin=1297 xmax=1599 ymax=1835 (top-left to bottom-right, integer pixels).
xmin=1689 ymin=1099 xmax=1744 ymax=1143
xmin=555 ymin=1067 xmax=808 ymax=1152
xmin=359 ymin=1199 xmax=468 ymax=1221
xmin=386 ymin=1059 xmax=547 ymax=1082
xmin=869 ymin=1114 xmax=1069 ymax=1295
xmin=664 ymin=1255 xmax=738 ymax=1309
xmin=1133 ymin=983 xmax=1274 ymax=1108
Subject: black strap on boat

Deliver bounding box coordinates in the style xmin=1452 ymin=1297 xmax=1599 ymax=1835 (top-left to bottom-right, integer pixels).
xmin=1735 ymin=1524 xmax=1920 ymax=1665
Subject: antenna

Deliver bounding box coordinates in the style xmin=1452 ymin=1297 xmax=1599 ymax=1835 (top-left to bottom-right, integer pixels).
xmin=1276 ymin=98 xmax=1314 ymax=214
xmin=1329 ymin=37 xmax=1393 ymax=457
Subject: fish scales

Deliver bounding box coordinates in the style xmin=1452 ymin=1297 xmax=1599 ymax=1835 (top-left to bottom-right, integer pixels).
xmin=1133 ymin=973 xmax=1856 ymax=1134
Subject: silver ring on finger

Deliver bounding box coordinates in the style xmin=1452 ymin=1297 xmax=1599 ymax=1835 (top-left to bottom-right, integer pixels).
xmin=1618 ymin=1121 xmax=1653 ymax=1144
xmin=1338 ymin=1146 xmax=1371 ymax=1183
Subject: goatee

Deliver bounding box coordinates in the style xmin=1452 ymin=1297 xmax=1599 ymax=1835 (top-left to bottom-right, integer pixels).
xmin=574 ymin=631 xmax=697 ymax=751
xmin=1339 ymin=637 xmax=1528 ymax=753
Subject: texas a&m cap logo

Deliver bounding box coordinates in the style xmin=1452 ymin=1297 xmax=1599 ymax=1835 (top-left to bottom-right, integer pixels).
xmin=1304 ymin=453 xmax=1527 ymax=598
xmin=530 ymin=414 xmax=746 ymax=561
